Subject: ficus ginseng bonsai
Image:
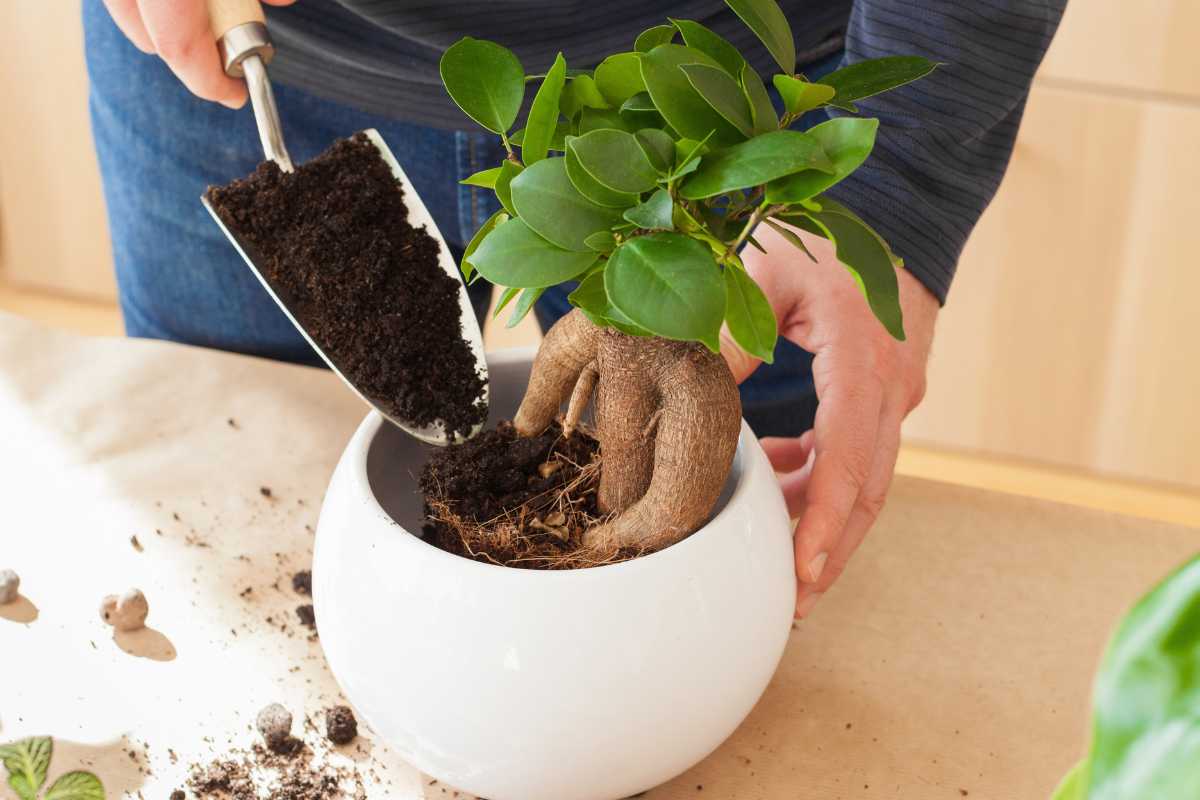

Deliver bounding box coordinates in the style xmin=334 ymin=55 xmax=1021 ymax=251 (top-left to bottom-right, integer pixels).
xmin=439 ymin=0 xmax=936 ymax=554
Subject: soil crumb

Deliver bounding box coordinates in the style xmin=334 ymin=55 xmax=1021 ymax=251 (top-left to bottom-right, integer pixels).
xmin=325 ymin=706 xmax=358 ymax=745
xmin=296 ymin=604 xmax=317 ymax=632
xmin=419 ymin=420 xmax=643 ymax=569
xmin=292 ymin=570 xmax=312 ymax=596
xmin=206 ymin=133 xmax=487 ymax=439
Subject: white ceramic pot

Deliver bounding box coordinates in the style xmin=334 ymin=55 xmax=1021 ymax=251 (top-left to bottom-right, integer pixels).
xmin=314 ymin=349 xmax=795 ymax=800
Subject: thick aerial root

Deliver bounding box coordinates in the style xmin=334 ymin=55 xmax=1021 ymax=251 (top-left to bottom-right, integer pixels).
xmin=514 ymin=309 xmax=599 ymax=437
xmin=563 ymin=363 xmax=598 ymax=437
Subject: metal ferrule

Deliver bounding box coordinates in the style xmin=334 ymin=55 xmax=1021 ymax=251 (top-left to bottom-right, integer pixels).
xmin=217 ymin=21 xmax=275 ymax=78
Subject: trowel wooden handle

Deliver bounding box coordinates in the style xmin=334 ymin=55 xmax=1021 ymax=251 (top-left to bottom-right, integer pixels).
xmin=207 ymin=0 xmax=266 ymax=42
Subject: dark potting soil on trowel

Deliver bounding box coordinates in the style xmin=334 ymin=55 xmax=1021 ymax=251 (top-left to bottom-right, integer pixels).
xmin=206 ymin=133 xmax=486 ymax=439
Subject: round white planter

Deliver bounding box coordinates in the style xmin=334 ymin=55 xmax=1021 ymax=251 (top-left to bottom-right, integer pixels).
xmin=313 ymin=349 xmax=795 ymax=800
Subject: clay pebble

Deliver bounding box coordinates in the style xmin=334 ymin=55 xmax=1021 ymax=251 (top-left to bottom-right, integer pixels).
xmin=99 ymin=588 xmax=148 ymax=631
xmin=256 ymin=703 xmax=294 ymax=753
xmin=0 ymin=569 xmax=19 ymax=604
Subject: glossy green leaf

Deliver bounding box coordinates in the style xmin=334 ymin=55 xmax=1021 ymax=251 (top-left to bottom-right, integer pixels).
xmin=819 ymin=55 xmax=938 ymax=111
xmin=564 ymin=139 xmax=640 ymax=208
xmin=1051 ymin=761 xmax=1090 ymax=800
xmin=635 ymin=128 xmax=675 ymax=172
xmin=804 ymin=203 xmax=904 ymax=339
xmin=773 ymin=74 xmax=836 ymax=114
xmin=460 ymin=166 xmax=503 ymax=188
xmin=439 ymin=37 xmax=525 ymax=134
xmin=43 ymin=771 xmax=105 ymax=800
xmin=669 ymin=18 xmax=745 ymax=75
xmin=511 ymin=157 xmax=626 ymax=250
xmin=725 ymin=0 xmax=795 ymax=74
xmin=583 ymin=230 xmax=616 ymax=253
xmin=594 ymin=52 xmax=646 ymax=106
xmin=0 ymin=737 xmax=51 ymax=800
xmin=493 ymin=285 xmax=520 ymax=316
xmin=605 ymin=232 xmax=726 ymax=349
xmin=506 ymin=287 xmax=545 ymax=327
xmin=494 ymin=160 xmax=523 ymax=216
xmin=640 ymin=44 xmax=745 ymax=146
xmin=579 ymin=107 xmax=636 ymax=134
xmin=1066 ymin=554 xmax=1200 ymax=800
xmin=560 ymin=75 xmax=609 ymax=119
xmin=765 ymin=117 xmax=878 ymax=203
xmin=670 ymin=131 xmax=714 ymax=179
xmin=570 ymin=129 xmax=660 ymax=193
xmin=523 ymin=52 xmax=567 ymax=164
xmin=741 ymin=63 xmax=778 ymax=134
xmin=634 ymin=24 xmax=676 ymax=53
xmin=623 ymin=188 xmax=675 ymax=230
xmin=569 ymin=271 xmax=653 ymax=336
xmin=460 ymin=209 xmax=508 ymax=281
xmin=681 ymin=63 xmax=755 ymax=138
xmin=620 ymin=92 xmax=657 ymax=112
xmin=724 ymin=265 xmax=777 ymax=363
xmin=510 ymin=121 xmax=570 ymax=152
xmin=471 ymin=218 xmax=598 ymax=287
xmin=679 ymin=129 xmax=833 ymax=199
xmin=763 ymin=216 xmax=816 ymax=261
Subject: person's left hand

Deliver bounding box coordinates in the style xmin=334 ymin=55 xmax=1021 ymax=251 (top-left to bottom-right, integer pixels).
xmin=721 ymin=221 xmax=939 ymax=619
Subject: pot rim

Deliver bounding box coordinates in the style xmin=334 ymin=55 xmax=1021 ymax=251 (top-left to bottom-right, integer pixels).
xmin=341 ymin=347 xmax=767 ymax=582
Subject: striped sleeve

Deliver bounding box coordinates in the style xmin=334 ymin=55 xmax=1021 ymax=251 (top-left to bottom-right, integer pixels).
xmin=824 ymin=0 xmax=1066 ymax=303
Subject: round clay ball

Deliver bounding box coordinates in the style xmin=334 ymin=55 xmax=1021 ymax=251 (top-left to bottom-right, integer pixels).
xmin=325 ymin=705 xmax=358 ymax=745
xmin=256 ymin=703 xmax=294 ymax=753
xmin=99 ymin=588 xmax=149 ymax=631
xmin=0 ymin=569 xmax=19 ymax=604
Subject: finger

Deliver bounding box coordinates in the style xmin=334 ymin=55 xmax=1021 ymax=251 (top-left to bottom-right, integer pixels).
xmin=137 ymin=0 xmax=248 ymax=108
xmin=795 ymin=403 xmax=903 ymax=615
xmin=261 ymin=0 xmax=298 ymax=4
xmin=761 ymin=430 xmax=815 ymax=473
xmin=103 ymin=0 xmax=155 ymax=53
xmin=719 ymin=327 xmax=761 ymax=384
xmin=793 ymin=357 xmax=883 ymax=586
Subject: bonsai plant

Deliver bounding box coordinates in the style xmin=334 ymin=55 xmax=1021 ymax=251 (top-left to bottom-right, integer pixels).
xmin=438 ymin=0 xmax=936 ymax=556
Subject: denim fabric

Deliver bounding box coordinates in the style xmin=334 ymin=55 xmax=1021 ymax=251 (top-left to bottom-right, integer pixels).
xmin=84 ymin=0 xmax=831 ymax=437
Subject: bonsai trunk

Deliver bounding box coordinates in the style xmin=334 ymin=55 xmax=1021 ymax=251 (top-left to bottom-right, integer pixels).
xmin=514 ymin=309 xmax=741 ymax=553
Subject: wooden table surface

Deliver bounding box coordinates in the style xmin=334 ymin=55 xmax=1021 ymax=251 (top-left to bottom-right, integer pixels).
xmin=0 ymin=312 xmax=1196 ymax=799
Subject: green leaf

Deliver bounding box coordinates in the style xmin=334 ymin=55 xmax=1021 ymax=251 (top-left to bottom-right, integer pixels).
xmin=670 ymin=131 xmax=714 ymax=180
xmin=634 ymin=128 xmax=675 ymax=172
xmin=569 ymin=129 xmax=660 ymax=194
xmin=679 ymin=129 xmax=833 ymax=199
xmin=523 ymin=52 xmax=567 ymax=165
xmin=669 ymin=19 xmax=745 ymax=76
xmin=765 ymin=117 xmax=878 ymax=203
xmin=680 ymin=63 xmax=755 ymax=138
xmin=620 ymin=92 xmax=657 ymax=112
xmin=605 ymin=232 xmax=726 ymax=349
xmin=569 ymin=271 xmax=654 ymax=336
xmin=724 ymin=265 xmax=777 ymax=363
xmin=564 ymin=138 xmax=640 ymax=208
xmin=560 ymin=75 xmax=609 ymax=120
xmin=804 ymin=204 xmax=904 ymax=339
xmin=763 ymin=216 xmax=816 ymax=261
xmin=506 ymin=287 xmax=544 ymax=328
xmin=471 ymin=218 xmax=598 ymax=287
xmin=460 ymin=166 xmax=503 ymax=189
xmin=439 ymin=37 xmax=525 ymax=134
xmin=511 ymin=157 xmax=626 ymax=250
xmin=43 ymin=771 xmax=105 ymax=800
xmin=583 ymin=230 xmax=616 ymax=253
xmin=741 ymin=63 xmax=778 ymax=134
xmin=634 ymin=24 xmax=676 ymax=53
xmin=510 ymin=121 xmax=570 ymax=152
xmin=461 ymin=209 xmax=508 ymax=281
xmin=818 ymin=55 xmax=939 ymax=111
xmin=1051 ymin=761 xmax=1090 ymax=800
xmin=493 ymin=285 xmax=520 ymax=317
xmin=0 ymin=737 xmax=52 ymax=800
xmin=623 ymin=188 xmax=675 ymax=230
xmin=640 ymin=44 xmax=746 ymax=147
xmin=494 ymin=160 xmax=523 ymax=217
xmin=578 ymin=107 xmax=636 ymax=134
xmin=1070 ymin=554 xmax=1200 ymax=800
xmin=773 ymin=74 xmax=836 ymax=114
xmin=725 ymin=0 xmax=795 ymax=74
xmin=594 ymin=52 xmax=646 ymax=107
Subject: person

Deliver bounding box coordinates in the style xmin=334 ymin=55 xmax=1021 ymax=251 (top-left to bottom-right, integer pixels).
xmin=87 ymin=0 xmax=1065 ymax=617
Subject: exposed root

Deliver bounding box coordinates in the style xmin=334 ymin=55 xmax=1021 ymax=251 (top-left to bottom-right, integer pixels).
xmin=563 ymin=363 xmax=598 ymax=437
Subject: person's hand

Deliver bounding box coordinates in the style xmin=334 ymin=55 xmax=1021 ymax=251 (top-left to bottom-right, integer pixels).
xmin=103 ymin=0 xmax=296 ymax=108
xmin=722 ymin=221 xmax=939 ymax=619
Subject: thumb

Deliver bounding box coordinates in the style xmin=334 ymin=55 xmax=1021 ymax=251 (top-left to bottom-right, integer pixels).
xmin=719 ymin=327 xmax=762 ymax=384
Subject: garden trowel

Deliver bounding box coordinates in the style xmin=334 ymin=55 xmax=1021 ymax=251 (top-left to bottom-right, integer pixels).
xmin=199 ymin=0 xmax=489 ymax=445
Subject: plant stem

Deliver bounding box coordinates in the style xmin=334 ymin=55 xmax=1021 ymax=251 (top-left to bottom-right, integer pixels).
xmin=729 ymin=203 xmax=767 ymax=255
xmin=500 ymin=132 xmax=516 ymax=161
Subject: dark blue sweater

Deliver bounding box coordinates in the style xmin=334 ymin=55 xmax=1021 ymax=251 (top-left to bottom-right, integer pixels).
xmin=264 ymin=0 xmax=1066 ymax=302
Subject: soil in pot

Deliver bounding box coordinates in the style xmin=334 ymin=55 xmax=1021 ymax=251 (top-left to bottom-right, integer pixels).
xmin=206 ymin=133 xmax=487 ymax=439
xmin=418 ymin=420 xmax=646 ymax=569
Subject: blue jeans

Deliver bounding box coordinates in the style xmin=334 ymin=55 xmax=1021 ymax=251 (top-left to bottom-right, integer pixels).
xmin=83 ymin=0 xmax=821 ymax=436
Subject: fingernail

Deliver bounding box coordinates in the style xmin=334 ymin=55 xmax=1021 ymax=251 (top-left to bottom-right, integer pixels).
xmin=806 ymin=552 xmax=828 ymax=583
xmin=795 ymin=592 xmax=823 ymax=618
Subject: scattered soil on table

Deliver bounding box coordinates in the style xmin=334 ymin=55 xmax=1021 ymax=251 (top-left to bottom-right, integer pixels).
xmin=419 ymin=420 xmax=644 ymax=569
xmin=206 ymin=133 xmax=487 ymax=439
xmin=187 ymin=741 xmax=364 ymax=800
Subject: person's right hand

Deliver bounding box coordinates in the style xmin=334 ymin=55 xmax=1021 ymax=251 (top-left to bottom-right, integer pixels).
xmin=103 ymin=0 xmax=296 ymax=109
